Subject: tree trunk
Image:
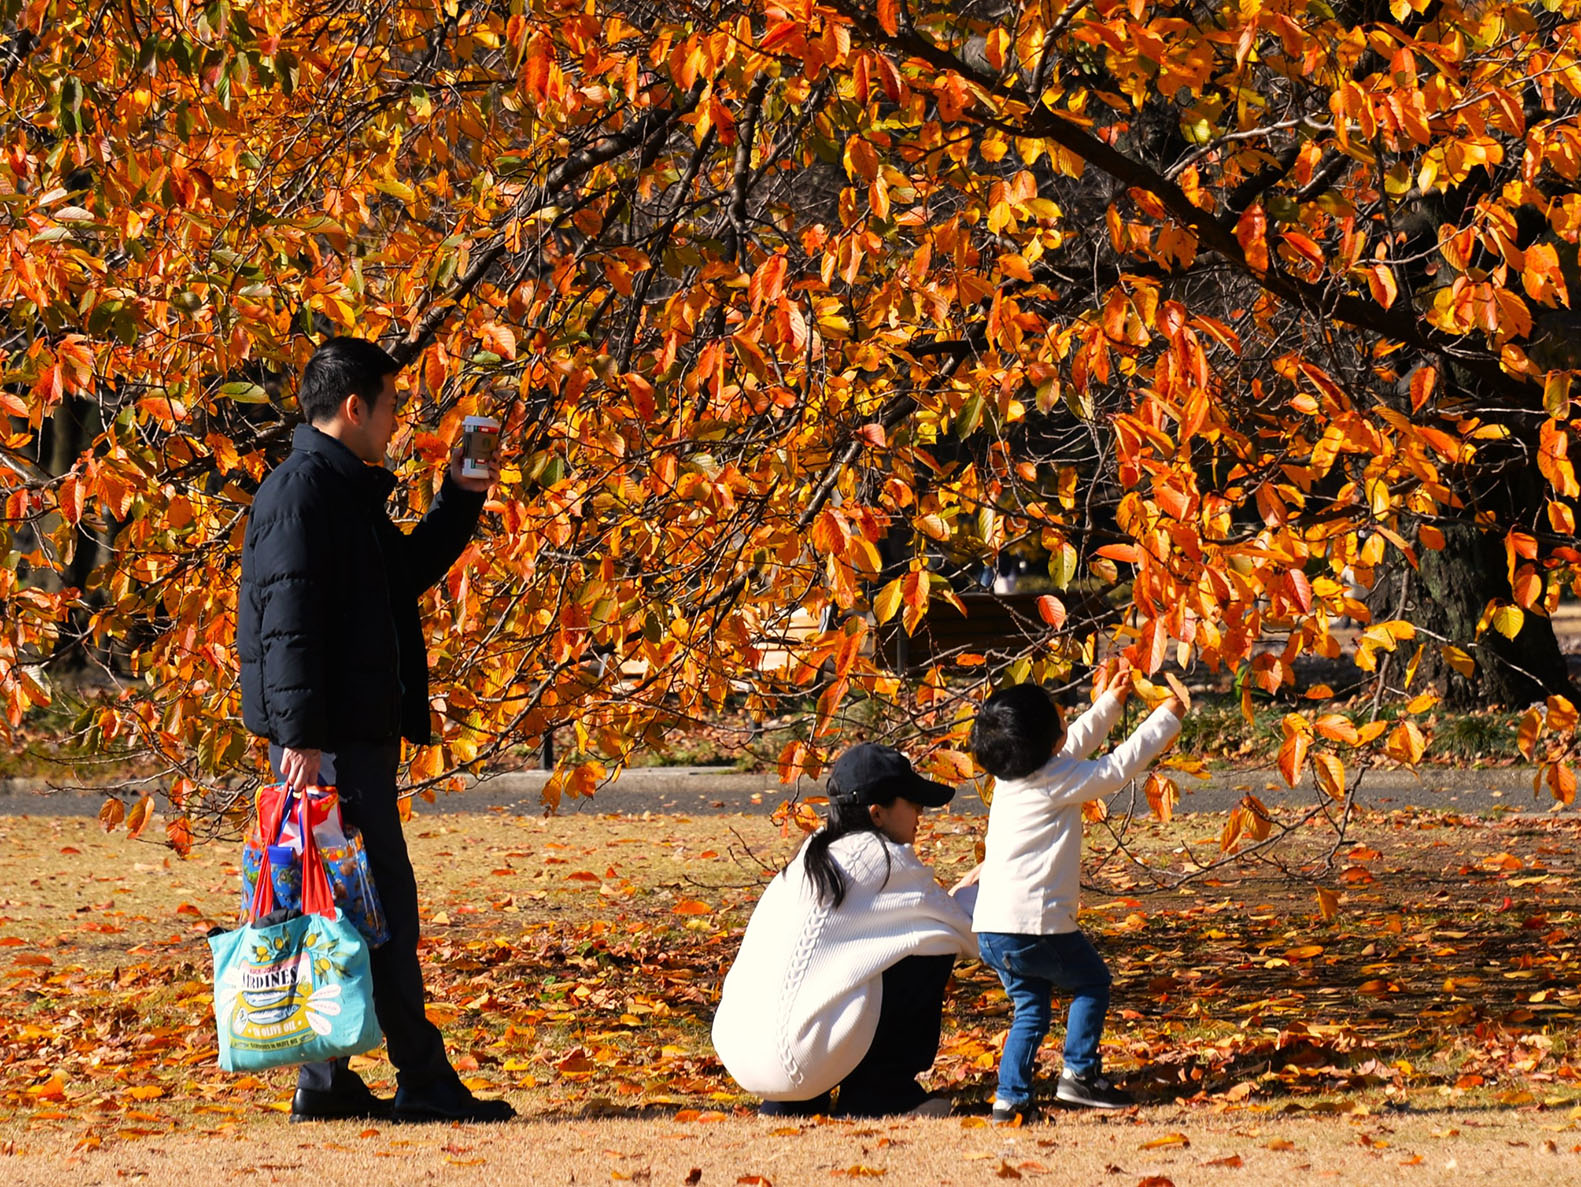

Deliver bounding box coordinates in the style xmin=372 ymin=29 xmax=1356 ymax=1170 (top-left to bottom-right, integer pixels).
xmin=1408 ymin=519 xmax=1575 ymax=708
xmin=46 ymin=394 xmax=102 ymax=673
xmin=1397 ymin=382 xmax=1580 ymax=713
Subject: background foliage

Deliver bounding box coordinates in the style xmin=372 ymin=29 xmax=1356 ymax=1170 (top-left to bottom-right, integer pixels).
xmin=2 ymin=0 xmax=1580 ymax=845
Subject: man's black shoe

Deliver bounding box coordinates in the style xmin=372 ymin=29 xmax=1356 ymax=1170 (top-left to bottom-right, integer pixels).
xmin=290 ymin=1085 xmax=394 ymax=1123
xmin=392 ymin=1079 xmax=516 ymax=1124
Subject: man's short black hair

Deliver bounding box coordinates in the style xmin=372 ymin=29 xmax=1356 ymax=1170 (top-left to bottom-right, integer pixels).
xmin=971 ymin=683 xmax=1065 ymax=780
xmin=297 ymin=336 xmax=399 ymax=425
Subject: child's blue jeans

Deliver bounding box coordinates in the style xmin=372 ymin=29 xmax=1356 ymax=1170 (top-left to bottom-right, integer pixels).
xmin=977 ymin=929 xmax=1111 ymax=1106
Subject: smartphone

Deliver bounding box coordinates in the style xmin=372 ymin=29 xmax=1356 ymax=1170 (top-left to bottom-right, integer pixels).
xmin=461 ymin=415 xmax=499 ymax=479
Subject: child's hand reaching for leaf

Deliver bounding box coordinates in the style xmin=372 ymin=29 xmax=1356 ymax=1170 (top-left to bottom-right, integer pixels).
xmin=1094 ymin=657 xmax=1132 ymax=703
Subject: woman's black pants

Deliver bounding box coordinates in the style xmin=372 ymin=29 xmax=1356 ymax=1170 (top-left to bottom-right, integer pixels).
xmin=759 ymin=952 xmax=955 ymax=1118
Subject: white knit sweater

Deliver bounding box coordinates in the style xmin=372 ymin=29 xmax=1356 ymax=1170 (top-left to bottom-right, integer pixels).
xmin=973 ymin=692 xmax=1182 ymax=935
xmin=712 ymin=831 xmax=976 ymax=1100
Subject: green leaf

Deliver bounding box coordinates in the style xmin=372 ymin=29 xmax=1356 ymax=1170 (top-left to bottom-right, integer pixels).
xmin=218 ymin=381 xmax=268 ymax=404
xmin=1048 ymin=541 xmax=1079 ymax=590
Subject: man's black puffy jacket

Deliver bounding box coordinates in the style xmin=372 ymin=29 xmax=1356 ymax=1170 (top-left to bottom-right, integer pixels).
xmin=237 ymin=424 xmax=485 ymax=750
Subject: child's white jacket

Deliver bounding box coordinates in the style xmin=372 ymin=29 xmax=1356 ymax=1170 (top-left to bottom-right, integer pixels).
xmin=712 ymin=831 xmax=975 ymax=1100
xmin=973 ymin=692 xmax=1181 ymax=936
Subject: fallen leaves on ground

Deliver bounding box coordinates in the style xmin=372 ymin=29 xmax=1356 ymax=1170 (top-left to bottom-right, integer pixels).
xmin=1 ymin=804 xmax=1580 ymax=1167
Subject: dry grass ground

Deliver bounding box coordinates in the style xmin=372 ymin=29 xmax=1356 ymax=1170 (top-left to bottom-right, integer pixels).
xmin=4 ymin=1109 xmax=1575 ymax=1186
xmin=2 ymin=801 xmax=1580 ymax=1183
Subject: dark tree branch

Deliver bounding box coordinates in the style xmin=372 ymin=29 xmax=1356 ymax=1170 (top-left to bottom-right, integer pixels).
xmin=388 ymin=81 xmax=706 ymax=368
xmin=832 ymin=0 xmax=1540 ymax=404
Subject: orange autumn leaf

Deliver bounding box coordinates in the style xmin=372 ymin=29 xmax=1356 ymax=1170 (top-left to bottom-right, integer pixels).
xmin=125 ymin=795 xmax=154 ymax=840
xmin=0 ymin=0 xmax=1564 ymax=855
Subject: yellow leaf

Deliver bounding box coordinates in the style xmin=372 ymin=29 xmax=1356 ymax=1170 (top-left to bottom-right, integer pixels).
xmin=27 ymin=1073 xmax=66 ymax=1100
xmin=1313 ymin=752 xmax=1345 ymax=800
xmin=847 ymin=537 xmax=881 ymax=576
xmin=1442 ymin=644 xmax=1476 ymax=678
xmin=1385 ymin=720 xmax=1426 ymax=766
xmin=1316 ymin=887 xmax=1341 ymax=920
xmin=1355 ymin=720 xmax=1389 ymax=746
xmin=1517 ymin=707 xmax=1543 ymax=760
xmin=914 ymin=513 xmax=951 ymax=542
xmin=1549 ymin=763 xmax=1577 ymax=805
xmin=1314 ymin=714 xmax=1360 ymax=745
xmin=1547 ymin=696 xmax=1578 ymax=734
xmin=1144 ymin=773 xmax=1177 ymax=824
xmin=1242 ymin=794 xmax=1273 ymax=841
xmin=1139 ymin=1133 xmax=1190 ymax=1150
xmin=1278 ymin=716 xmax=1310 ymax=787
xmin=1491 ymin=604 xmax=1525 ymax=640
xmin=1403 ymin=642 xmax=1425 ymax=690
xmin=872 ymin=578 xmax=903 ymax=625
xmin=1220 ymin=807 xmax=1246 ymax=853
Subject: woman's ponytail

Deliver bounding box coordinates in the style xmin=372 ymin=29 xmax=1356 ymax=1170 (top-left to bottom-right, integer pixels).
xmin=799 ymin=796 xmax=893 ymax=908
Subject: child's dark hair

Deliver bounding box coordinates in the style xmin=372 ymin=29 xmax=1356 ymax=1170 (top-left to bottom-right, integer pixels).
xmin=971 ymin=683 xmax=1065 ymax=780
xmin=801 ymin=796 xmax=895 ymax=909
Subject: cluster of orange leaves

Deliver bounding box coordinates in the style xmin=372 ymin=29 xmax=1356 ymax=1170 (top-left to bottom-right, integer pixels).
xmin=0 ymin=0 xmax=1576 ymax=848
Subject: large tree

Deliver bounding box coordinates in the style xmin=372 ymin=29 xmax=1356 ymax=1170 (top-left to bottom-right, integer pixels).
xmin=1 ymin=0 xmax=1579 ymax=843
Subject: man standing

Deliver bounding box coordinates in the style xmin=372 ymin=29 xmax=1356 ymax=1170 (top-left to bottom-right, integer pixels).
xmin=237 ymin=336 xmax=513 ymax=1124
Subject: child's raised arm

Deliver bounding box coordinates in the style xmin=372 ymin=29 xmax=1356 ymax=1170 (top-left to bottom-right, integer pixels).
xmin=1047 ymin=697 xmax=1184 ymax=806
xmin=1058 ymin=659 xmax=1133 ymax=760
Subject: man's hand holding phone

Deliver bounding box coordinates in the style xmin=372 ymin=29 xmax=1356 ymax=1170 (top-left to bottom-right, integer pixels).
xmin=451 ymin=415 xmax=500 ymax=493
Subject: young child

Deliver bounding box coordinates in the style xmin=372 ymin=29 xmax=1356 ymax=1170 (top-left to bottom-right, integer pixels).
xmin=970 ymin=660 xmax=1184 ymax=1122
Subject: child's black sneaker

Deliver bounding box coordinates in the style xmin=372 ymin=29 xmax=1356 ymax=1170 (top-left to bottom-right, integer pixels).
xmin=1054 ymin=1069 xmax=1132 ymax=1109
xmin=990 ymin=1098 xmax=1033 ymax=1125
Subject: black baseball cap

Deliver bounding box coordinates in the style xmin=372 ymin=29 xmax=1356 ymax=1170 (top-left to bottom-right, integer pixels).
xmin=827 ymin=743 xmax=956 ymax=809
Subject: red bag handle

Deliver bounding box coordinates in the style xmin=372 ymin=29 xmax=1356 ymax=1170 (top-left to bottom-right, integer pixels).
xmin=248 ymin=783 xmax=338 ymax=921
xmin=248 ymin=785 xmax=290 ymax=920
xmin=298 ymin=789 xmax=336 ymax=919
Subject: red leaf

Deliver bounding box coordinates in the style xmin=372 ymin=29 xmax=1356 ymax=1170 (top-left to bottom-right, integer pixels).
xmin=1035 ymin=595 xmax=1066 ymax=628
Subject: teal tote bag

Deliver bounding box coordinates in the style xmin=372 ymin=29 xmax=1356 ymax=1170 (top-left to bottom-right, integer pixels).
xmin=210 ymin=794 xmax=382 ymax=1072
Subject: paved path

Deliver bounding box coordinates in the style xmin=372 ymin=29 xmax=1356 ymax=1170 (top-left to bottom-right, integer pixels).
xmin=0 ymin=763 xmax=1555 ymax=818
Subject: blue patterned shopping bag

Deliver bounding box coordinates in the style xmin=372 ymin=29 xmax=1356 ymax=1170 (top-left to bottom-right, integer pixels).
xmin=211 ymin=796 xmax=382 ymax=1071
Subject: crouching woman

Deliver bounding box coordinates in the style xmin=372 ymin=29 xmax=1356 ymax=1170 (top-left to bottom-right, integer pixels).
xmin=712 ymin=744 xmax=977 ymax=1118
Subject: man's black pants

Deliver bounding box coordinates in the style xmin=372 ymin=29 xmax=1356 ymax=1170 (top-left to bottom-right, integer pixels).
xmin=269 ymin=743 xmax=456 ymax=1095
xmin=759 ymin=952 xmax=955 ymax=1118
